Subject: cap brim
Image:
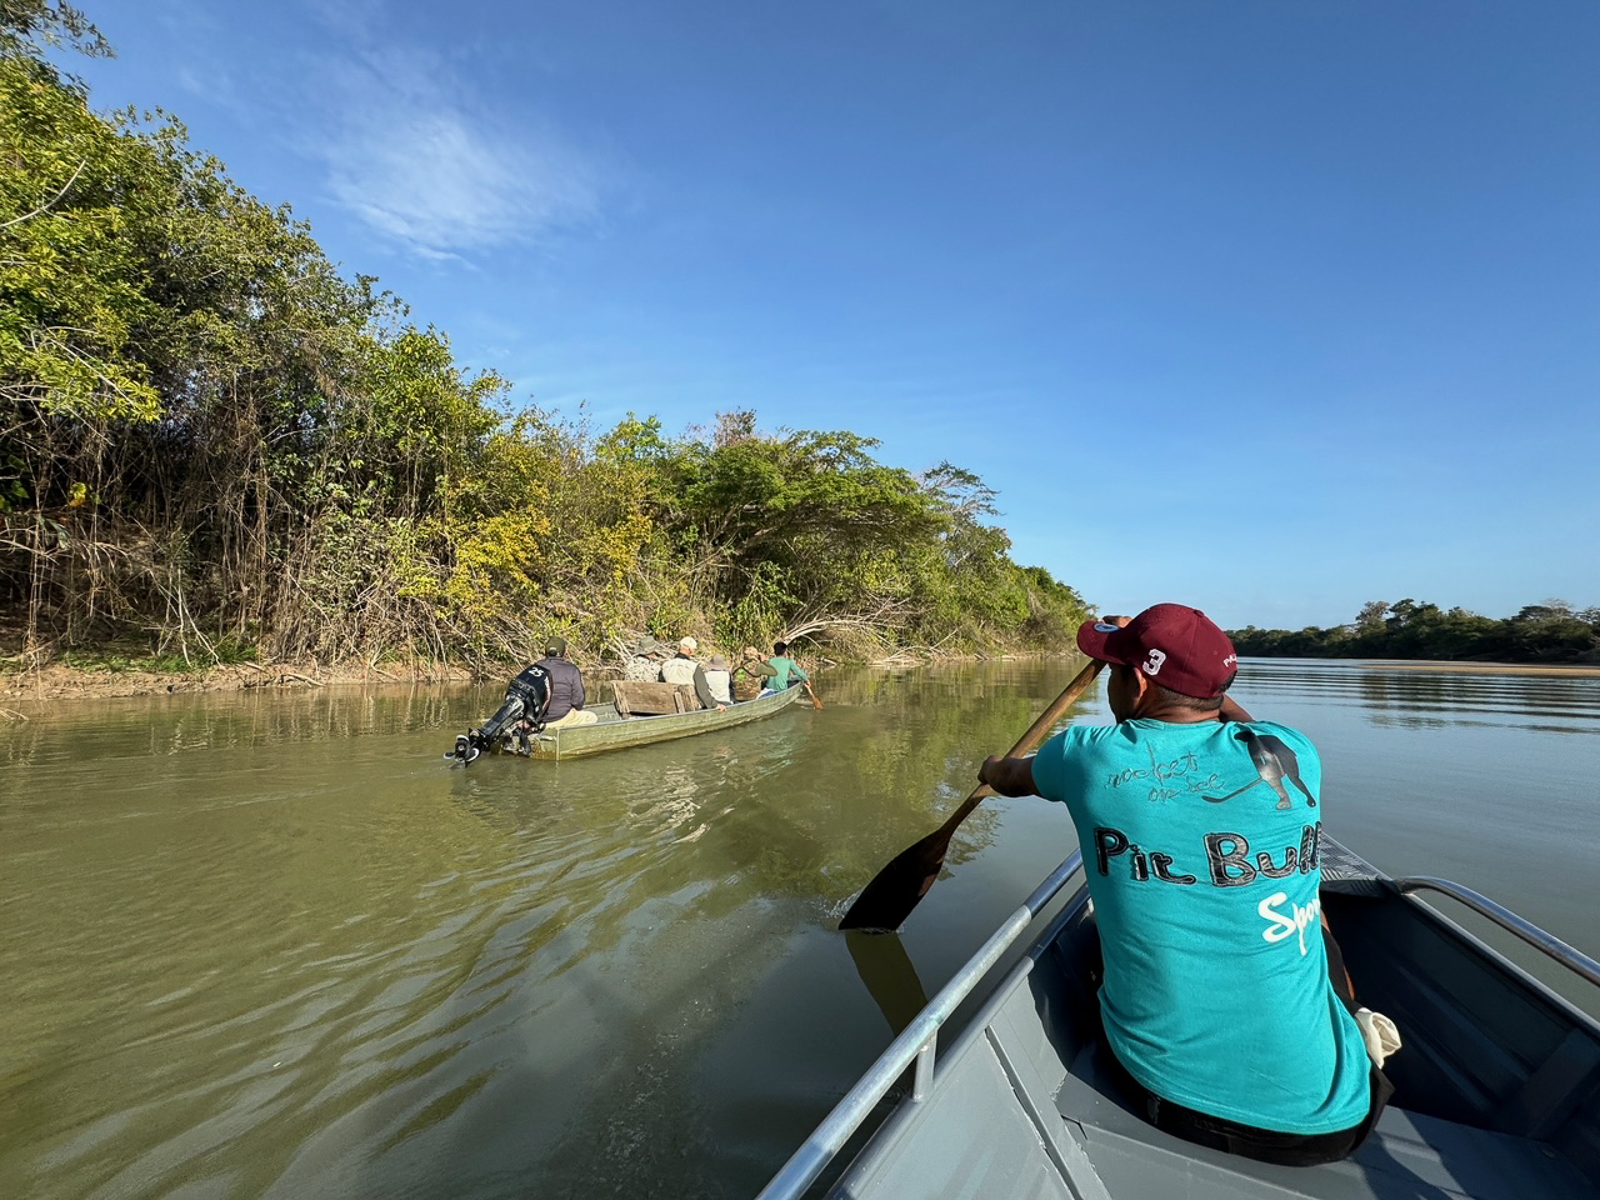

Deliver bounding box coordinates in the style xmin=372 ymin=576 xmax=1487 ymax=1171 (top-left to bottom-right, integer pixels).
xmin=1076 ymin=619 xmax=1127 ymax=664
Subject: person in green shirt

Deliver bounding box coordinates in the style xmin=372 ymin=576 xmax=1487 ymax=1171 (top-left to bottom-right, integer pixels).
xmin=768 ymin=641 xmax=809 ymax=691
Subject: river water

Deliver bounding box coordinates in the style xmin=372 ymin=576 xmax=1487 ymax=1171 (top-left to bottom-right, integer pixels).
xmin=2 ymin=659 xmax=1597 ymax=1199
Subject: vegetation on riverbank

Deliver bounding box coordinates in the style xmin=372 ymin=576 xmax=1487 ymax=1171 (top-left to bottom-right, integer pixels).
xmin=1 ymin=4 xmax=1090 ymax=681
xmin=1230 ymin=599 xmax=1600 ymax=665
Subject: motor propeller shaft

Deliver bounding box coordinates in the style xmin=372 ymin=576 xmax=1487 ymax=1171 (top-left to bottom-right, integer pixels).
xmin=446 ymin=693 xmax=529 ymax=765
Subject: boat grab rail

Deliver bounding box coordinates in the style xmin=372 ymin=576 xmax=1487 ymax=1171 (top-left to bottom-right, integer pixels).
xmin=1393 ymin=875 xmax=1600 ymax=989
xmin=756 ymin=850 xmax=1086 ymax=1200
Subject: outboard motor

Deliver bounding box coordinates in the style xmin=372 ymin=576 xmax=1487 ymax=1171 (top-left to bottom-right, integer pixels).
xmin=447 ymin=664 xmax=552 ymax=765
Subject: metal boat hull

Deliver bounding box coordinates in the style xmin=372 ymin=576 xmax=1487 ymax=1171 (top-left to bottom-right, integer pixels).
xmin=765 ymin=837 xmax=1600 ymax=1199
xmin=524 ymin=682 xmax=804 ymax=760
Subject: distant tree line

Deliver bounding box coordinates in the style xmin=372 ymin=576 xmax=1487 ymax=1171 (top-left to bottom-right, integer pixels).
xmin=1229 ymin=600 xmax=1600 ymax=665
xmin=0 ymin=5 xmax=1089 ymax=672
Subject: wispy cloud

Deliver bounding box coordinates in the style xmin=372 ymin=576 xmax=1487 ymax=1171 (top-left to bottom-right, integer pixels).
xmin=175 ymin=65 xmax=237 ymax=110
xmin=304 ymin=24 xmax=608 ymax=259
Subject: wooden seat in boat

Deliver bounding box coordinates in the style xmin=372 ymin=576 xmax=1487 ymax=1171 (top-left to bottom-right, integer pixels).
xmin=612 ymin=680 xmax=700 ymax=717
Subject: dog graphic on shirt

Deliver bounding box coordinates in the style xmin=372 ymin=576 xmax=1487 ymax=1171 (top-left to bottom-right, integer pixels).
xmin=1203 ymin=730 xmax=1317 ymax=810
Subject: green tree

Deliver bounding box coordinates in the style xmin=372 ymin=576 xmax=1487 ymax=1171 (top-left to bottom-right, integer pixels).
xmin=0 ymin=0 xmax=110 ymax=68
xmin=0 ymin=4 xmax=1092 ymax=673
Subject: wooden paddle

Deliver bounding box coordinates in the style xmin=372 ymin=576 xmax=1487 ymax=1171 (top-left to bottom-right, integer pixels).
xmin=803 ymin=680 xmax=823 ymax=710
xmin=837 ymin=658 xmax=1107 ymax=932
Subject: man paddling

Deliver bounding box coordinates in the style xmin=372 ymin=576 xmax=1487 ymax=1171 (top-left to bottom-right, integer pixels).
xmin=979 ymin=604 xmax=1389 ymax=1166
xmin=768 ymin=641 xmax=809 ymax=691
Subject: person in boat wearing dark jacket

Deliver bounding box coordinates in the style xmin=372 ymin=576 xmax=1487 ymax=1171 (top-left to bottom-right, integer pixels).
xmin=535 ymin=636 xmax=597 ymax=728
xmin=979 ymin=604 xmax=1392 ymax=1167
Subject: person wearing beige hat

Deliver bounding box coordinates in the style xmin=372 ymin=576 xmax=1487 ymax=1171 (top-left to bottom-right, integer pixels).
xmin=731 ymin=646 xmax=777 ymax=701
xmin=659 ymin=636 xmax=724 ymax=711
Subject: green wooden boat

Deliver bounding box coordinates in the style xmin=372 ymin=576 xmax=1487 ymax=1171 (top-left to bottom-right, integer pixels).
xmin=448 ymin=680 xmax=804 ymax=763
xmin=528 ymin=682 xmax=804 ymax=759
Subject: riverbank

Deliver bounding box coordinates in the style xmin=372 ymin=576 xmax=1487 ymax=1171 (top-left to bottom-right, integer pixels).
xmin=0 ymin=651 xmax=844 ymax=709
xmin=6 ymin=652 xmax=1592 ymax=715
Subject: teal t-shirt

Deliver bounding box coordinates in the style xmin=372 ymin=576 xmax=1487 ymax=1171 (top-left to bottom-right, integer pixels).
xmin=769 ymin=656 xmax=808 ymax=690
xmin=1030 ymin=718 xmax=1372 ymax=1135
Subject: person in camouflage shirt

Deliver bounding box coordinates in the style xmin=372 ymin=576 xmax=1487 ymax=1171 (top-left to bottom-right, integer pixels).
xmin=731 ymin=646 xmax=777 ymax=701
xmin=623 ymin=636 xmax=669 ymax=682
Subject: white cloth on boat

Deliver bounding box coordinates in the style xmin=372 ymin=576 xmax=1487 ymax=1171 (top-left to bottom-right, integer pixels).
xmin=1355 ymin=1008 xmax=1402 ymax=1067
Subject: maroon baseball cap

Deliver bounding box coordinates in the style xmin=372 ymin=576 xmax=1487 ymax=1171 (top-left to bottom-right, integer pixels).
xmin=1075 ymin=603 xmax=1239 ymax=699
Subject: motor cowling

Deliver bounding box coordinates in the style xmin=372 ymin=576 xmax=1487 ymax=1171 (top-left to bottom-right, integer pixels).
xmin=503 ymin=664 xmax=553 ymax=731
xmin=448 ymin=665 xmax=553 ymax=764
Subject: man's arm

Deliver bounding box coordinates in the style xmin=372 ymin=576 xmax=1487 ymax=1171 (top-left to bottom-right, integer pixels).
xmin=692 ymin=665 xmax=725 ymax=711
xmin=979 ymin=754 xmax=1038 ymax=797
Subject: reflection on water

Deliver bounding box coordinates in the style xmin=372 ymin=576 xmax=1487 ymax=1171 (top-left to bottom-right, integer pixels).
xmin=1 ymin=661 xmax=1597 ymax=1199
xmin=1228 ymin=658 xmax=1600 ymax=1011
xmin=845 ymin=931 xmax=929 ymax=1037
xmin=0 ymin=687 xmax=466 ymax=769
xmin=1240 ymin=658 xmax=1600 ymax=735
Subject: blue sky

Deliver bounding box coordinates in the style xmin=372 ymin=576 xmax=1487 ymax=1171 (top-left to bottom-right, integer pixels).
xmin=64 ymin=0 xmax=1599 ymax=630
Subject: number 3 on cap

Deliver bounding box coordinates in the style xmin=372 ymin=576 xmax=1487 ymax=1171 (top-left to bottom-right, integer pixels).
xmin=1143 ymin=648 xmax=1166 ymax=676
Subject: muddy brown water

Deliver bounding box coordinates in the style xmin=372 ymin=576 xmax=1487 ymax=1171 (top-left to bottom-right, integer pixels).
xmin=3 ymin=659 xmax=1597 ymax=1199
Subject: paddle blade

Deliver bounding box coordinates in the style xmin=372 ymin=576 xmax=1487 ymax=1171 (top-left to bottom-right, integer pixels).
xmin=837 ymin=828 xmax=955 ymax=932
xmin=837 ymin=659 xmax=1106 ymax=934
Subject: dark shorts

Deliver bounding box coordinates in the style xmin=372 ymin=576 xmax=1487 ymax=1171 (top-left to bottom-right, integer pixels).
xmin=1106 ymin=1053 xmax=1393 ymax=1167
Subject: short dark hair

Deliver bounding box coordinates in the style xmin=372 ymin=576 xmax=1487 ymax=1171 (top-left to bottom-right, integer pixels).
xmin=1114 ymin=663 xmax=1235 ymax=712
xmin=773 ymin=641 xmax=788 ymax=655
xmin=1154 ymin=672 xmax=1235 ymax=713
